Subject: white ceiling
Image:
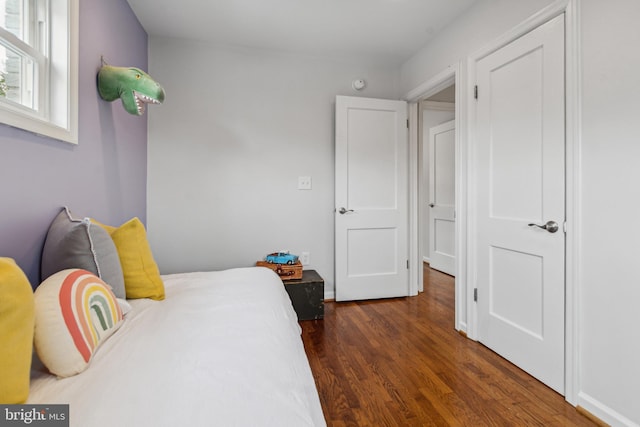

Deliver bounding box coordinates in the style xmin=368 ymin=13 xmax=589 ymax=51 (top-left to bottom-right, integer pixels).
xmin=126 ymin=0 xmax=478 ymax=64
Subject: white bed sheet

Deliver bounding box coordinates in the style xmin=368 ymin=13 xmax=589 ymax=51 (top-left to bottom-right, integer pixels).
xmin=28 ymin=267 xmax=326 ymax=427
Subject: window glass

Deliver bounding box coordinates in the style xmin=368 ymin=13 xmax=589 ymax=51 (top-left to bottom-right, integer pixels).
xmin=0 ymin=0 xmax=38 ymax=110
xmin=0 ymin=42 xmax=35 ymax=109
xmin=0 ymin=0 xmax=26 ymax=41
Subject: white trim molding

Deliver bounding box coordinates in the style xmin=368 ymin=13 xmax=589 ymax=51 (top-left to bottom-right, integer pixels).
xmin=420 ymin=101 xmax=455 ymax=112
xmin=408 ymin=101 xmax=420 ymax=296
xmin=563 ymin=0 xmax=582 ymax=409
xmin=578 ymin=392 xmax=638 ymax=427
xmin=405 ymin=67 xmax=456 ymax=103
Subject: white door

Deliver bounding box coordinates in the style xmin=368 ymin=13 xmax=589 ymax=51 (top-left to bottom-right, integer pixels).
xmin=335 ymin=95 xmax=409 ymax=301
xmin=428 ymin=120 xmax=455 ymax=276
xmin=475 ymin=15 xmax=565 ymax=394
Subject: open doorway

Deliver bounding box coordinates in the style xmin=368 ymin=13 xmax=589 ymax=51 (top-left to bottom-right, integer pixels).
xmin=407 ymin=66 xmax=466 ymax=333
xmin=419 ymin=85 xmax=455 ymax=277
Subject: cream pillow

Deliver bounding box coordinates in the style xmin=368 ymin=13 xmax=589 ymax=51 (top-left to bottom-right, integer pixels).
xmin=34 ymin=269 xmax=123 ymax=377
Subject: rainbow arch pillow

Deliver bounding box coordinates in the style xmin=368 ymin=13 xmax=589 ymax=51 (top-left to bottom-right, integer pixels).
xmin=34 ymin=269 xmax=123 ymax=378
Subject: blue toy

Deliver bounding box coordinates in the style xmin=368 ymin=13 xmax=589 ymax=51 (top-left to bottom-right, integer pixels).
xmin=265 ymin=252 xmax=299 ymax=265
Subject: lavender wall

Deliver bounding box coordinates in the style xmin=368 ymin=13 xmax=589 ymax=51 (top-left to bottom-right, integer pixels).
xmin=0 ymin=0 xmax=148 ymax=286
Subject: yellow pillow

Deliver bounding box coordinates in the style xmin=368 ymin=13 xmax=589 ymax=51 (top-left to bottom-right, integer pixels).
xmin=0 ymin=257 xmax=35 ymax=403
xmin=96 ymin=218 xmax=165 ymax=300
xmin=96 ymin=221 xmax=116 ymax=234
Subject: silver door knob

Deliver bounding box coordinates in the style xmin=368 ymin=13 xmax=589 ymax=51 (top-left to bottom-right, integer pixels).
xmin=338 ymin=207 xmax=354 ymax=214
xmin=528 ymin=220 xmax=559 ymax=233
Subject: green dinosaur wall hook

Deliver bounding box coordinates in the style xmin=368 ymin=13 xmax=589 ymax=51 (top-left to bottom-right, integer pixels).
xmin=97 ymin=64 xmax=165 ymax=116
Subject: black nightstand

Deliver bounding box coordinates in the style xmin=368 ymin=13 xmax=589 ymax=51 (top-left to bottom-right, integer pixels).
xmin=283 ymin=270 xmax=324 ymax=320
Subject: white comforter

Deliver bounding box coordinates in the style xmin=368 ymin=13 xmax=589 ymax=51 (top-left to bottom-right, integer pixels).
xmin=28 ymin=267 xmax=326 ymax=427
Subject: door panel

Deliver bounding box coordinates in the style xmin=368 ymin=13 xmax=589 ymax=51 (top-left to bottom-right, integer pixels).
xmin=490 ymin=246 xmax=543 ymax=338
xmin=429 ymin=120 xmax=455 ymax=275
xmin=347 ymin=228 xmax=397 ymax=276
xmin=475 ymin=15 xmax=565 ymax=394
xmin=347 ymin=108 xmax=398 ymax=210
xmin=335 ymin=96 xmax=408 ymax=301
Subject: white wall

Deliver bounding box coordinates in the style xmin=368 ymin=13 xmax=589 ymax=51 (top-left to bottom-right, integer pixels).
xmin=146 ymin=38 xmax=400 ymax=297
xmin=402 ymin=0 xmax=640 ymax=425
xmin=400 ymin=0 xmax=555 ymax=95
xmin=578 ymin=0 xmax=640 ymax=424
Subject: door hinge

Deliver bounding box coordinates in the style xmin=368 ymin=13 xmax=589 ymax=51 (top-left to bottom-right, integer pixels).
xmin=473 ymin=288 xmax=478 ymax=302
xmin=406 ymin=260 xmax=409 ymax=269
xmin=474 ymin=85 xmax=478 ymax=100
xmin=406 ymin=118 xmax=409 ymax=129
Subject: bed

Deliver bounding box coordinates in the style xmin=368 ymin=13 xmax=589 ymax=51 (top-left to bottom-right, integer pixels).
xmin=26 ymin=267 xmax=326 ymax=427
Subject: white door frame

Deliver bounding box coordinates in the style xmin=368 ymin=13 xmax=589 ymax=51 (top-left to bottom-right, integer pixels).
xmin=406 ymin=64 xmax=468 ymax=334
xmin=404 ymin=0 xmax=581 ymax=406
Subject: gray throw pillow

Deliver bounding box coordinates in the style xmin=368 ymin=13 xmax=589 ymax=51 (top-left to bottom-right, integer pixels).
xmin=40 ymin=207 xmax=126 ymax=298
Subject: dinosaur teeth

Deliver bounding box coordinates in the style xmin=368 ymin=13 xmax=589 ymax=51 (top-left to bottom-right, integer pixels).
xmin=135 ymin=92 xmax=160 ymax=104
xmin=133 ymin=91 xmax=161 ymax=115
xmin=135 ymin=96 xmax=144 ymax=115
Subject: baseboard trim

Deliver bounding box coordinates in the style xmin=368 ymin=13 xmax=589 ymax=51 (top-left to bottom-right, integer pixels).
xmin=578 ymin=392 xmax=636 ymax=427
xmin=576 ymin=406 xmax=609 ymax=427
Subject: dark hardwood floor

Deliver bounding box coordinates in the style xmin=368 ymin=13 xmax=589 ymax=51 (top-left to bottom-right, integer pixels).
xmin=300 ymin=264 xmax=598 ymax=426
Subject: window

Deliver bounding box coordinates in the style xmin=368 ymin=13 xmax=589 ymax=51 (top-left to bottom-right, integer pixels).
xmin=0 ymin=0 xmax=77 ymax=144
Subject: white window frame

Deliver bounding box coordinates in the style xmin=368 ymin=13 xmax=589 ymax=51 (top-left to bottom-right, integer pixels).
xmin=0 ymin=0 xmax=78 ymax=144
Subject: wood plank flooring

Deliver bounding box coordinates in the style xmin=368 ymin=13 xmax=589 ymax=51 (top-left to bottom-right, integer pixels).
xmin=300 ymin=264 xmax=597 ymax=426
